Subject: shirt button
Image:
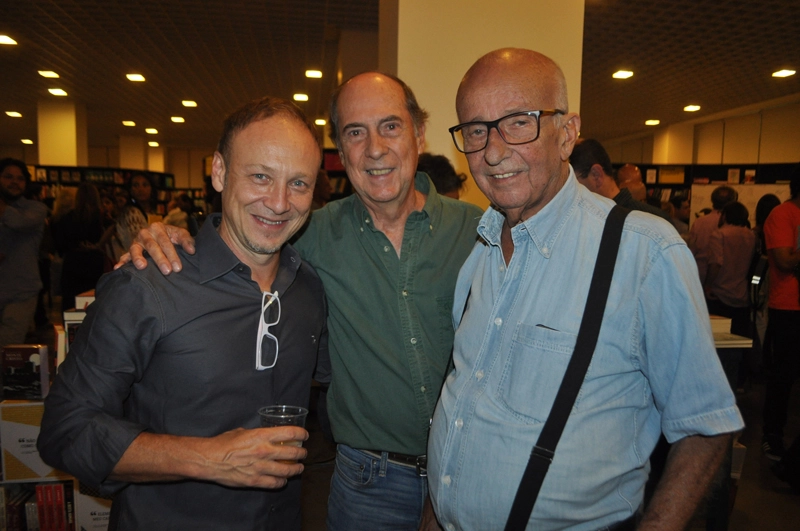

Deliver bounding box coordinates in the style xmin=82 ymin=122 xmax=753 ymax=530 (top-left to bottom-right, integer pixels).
xmin=499 ymin=265 xmax=505 ymax=272
xmin=442 ymin=475 xmax=451 ymax=486
xmin=455 ymin=418 xmax=463 ymax=429
xmin=494 ymin=317 xmax=502 ymax=327
xmin=360 ymin=227 xmax=364 ymax=232
xmin=475 ymin=370 xmax=484 ymax=380
xmin=446 ymin=524 xmax=455 ymax=531
xmin=542 ymin=246 xmax=549 ymax=253
xmin=402 ymin=290 xmax=408 ymax=297
xmin=384 ymin=245 xmax=390 ymax=252
xmin=420 ymin=385 xmax=426 ymax=392
xmin=365 ymin=218 xmax=370 ymax=224
xmin=410 ymin=338 xmax=417 ymax=345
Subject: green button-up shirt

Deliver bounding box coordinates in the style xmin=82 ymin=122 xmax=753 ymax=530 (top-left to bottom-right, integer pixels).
xmin=294 ymin=173 xmax=482 ymax=455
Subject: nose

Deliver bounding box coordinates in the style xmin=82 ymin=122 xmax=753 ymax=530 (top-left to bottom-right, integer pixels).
xmin=366 ymin=132 xmax=389 ymax=160
xmin=263 ymin=184 xmax=290 ymax=215
xmin=482 ymin=127 xmax=510 ymax=166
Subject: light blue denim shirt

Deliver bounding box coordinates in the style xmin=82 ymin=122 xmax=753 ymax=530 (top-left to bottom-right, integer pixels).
xmin=428 ymin=170 xmax=744 ymax=531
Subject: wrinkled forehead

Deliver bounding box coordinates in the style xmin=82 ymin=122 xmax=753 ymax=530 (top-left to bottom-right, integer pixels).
xmin=457 ymin=64 xmax=558 ymax=122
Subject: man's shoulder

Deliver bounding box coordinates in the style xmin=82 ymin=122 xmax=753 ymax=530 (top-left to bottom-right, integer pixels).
xmin=440 ymin=196 xmax=484 ymax=219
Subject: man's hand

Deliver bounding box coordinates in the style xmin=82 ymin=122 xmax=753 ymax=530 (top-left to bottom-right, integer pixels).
xmin=111 ymin=426 xmax=309 ymax=489
xmin=115 ymin=222 xmax=194 ymax=274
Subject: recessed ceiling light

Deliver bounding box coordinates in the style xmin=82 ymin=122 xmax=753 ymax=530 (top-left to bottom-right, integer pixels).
xmin=48 ymin=88 xmax=68 ymax=96
xmin=122 ymin=121 xmax=136 ymax=126
xmin=305 ymin=70 xmax=323 ymax=79
xmin=145 ymin=128 xmax=158 ymax=134
xmin=38 ymin=70 xmax=59 ymax=78
xmin=148 ymin=141 xmax=159 ymax=147
xmin=6 ymin=111 xmax=22 ymax=118
xmin=772 ymin=69 xmax=796 ymax=78
xmin=21 ymin=139 xmax=33 ymax=145
xmin=645 ymin=119 xmax=660 ymax=126
xmin=684 ymin=105 xmax=701 ymax=112
xmin=612 ymin=70 xmax=634 ymax=79
xmin=0 ymin=36 xmax=17 ymax=45
xmin=126 ymin=74 xmax=146 ymax=82
xmin=171 ymin=116 xmax=185 ymax=123
xmin=182 ymin=100 xmax=197 ymax=107
xmin=315 ymin=119 xmax=327 ymax=126
xmin=293 ymin=93 xmax=309 ymax=102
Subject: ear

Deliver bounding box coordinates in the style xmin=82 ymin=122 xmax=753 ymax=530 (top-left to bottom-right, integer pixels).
xmin=559 ymin=113 xmax=581 ymax=162
xmin=415 ymin=122 xmax=427 ymax=154
xmin=210 ymin=152 xmax=227 ymax=193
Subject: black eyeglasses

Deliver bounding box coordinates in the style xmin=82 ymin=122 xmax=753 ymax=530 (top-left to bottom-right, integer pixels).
xmin=256 ymin=291 xmax=281 ymax=370
xmin=449 ymin=110 xmax=565 ymax=154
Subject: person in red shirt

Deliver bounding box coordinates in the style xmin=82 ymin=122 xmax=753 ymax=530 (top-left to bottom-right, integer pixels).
xmin=761 ymin=165 xmax=800 ymax=461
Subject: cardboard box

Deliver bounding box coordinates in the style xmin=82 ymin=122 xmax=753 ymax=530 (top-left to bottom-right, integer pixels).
xmin=1 ymin=345 xmax=51 ymax=400
xmin=0 ymin=401 xmax=71 ymax=482
xmin=74 ymin=290 xmax=95 ymax=311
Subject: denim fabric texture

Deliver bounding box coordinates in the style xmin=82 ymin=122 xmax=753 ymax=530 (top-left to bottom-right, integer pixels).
xmin=326 ymin=444 xmax=428 ymax=531
xmin=428 ymin=171 xmax=744 ymax=531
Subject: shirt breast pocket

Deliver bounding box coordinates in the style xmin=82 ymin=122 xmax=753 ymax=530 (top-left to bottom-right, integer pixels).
xmin=496 ymin=323 xmax=577 ymax=424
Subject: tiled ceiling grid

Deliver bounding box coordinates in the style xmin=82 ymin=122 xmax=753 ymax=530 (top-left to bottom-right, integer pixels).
xmin=0 ymin=0 xmax=798 ymax=151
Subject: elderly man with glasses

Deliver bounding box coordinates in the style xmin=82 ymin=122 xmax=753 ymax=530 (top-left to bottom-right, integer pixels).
xmin=426 ymin=48 xmax=743 ymax=531
xmin=38 ymin=97 xmax=330 ymax=530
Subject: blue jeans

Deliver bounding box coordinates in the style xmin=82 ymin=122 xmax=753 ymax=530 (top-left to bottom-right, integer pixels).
xmin=326 ymin=444 xmax=428 ymax=531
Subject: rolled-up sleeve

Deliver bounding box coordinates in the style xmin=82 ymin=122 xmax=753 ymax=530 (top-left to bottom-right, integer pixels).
xmin=37 ymin=269 xmax=162 ymax=494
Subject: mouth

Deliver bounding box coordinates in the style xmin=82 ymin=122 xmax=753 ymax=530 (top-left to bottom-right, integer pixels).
xmin=254 ymin=215 xmax=287 ymax=226
xmin=366 ymin=168 xmax=392 ymax=176
xmin=489 ymin=171 xmax=518 ymax=180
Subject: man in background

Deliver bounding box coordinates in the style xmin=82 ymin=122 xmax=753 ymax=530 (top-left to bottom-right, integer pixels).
xmin=689 ymin=185 xmax=738 ymax=284
xmin=0 ymin=158 xmax=48 ymax=347
xmin=570 ymin=138 xmax=670 ymax=221
xmin=617 ymin=163 xmax=647 ymax=201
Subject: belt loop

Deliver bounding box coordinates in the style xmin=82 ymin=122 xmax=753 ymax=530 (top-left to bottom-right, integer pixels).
xmin=379 ymin=451 xmax=388 ymax=477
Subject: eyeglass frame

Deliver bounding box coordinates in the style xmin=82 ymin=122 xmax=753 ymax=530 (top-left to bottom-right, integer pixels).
xmin=448 ymin=109 xmax=566 ymax=154
xmin=256 ymin=290 xmax=281 ymax=371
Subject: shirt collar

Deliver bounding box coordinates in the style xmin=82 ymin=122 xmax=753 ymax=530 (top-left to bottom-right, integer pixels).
xmin=195 ymin=213 xmax=302 ymax=291
xmin=477 ymin=166 xmax=579 ymax=259
xmin=352 ymin=171 xmax=437 ymax=232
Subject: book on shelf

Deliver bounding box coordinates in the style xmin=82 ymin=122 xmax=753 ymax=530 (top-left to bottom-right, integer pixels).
xmin=61 ymin=311 xmax=86 ymax=355
xmin=1 ymin=345 xmax=51 ymax=400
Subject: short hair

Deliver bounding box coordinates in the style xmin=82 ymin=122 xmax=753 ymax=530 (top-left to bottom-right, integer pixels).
xmin=417 ymin=153 xmax=467 ymax=196
xmin=755 ymin=194 xmax=780 ymax=227
xmin=0 ymin=158 xmax=31 ymax=185
xmin=569 ymin=139 xmax=612 ymax=179
xmin=720 ymin=201 xmax=749 ymax=228
xmin=670 ymin=196 xmax=689 ymax=210
xmin=217 ymin=96 xmax=318 ymax=166
xmin=710 ymin=186 xmax=738 ymax=210
xmin=328 ymin=72 xmax=429 ymax=148
xmin=790 ymin=164 xmax=800 ymax=199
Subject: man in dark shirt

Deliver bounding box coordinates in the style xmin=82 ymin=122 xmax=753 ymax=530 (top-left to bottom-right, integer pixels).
xmin=37 ymin=97 xmax=330 ymax=530
xmin=571 ymin=138 xmax=671 ymax=222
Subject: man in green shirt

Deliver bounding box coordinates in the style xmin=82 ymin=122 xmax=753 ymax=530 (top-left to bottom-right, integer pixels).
xmin=128 ymin=75 xmax=482 ymax=530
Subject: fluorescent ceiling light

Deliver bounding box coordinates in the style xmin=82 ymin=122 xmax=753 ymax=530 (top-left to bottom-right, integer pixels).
xmin=48 ymin=88 xmax=68 ymax=96
xmin=306 ymin=70 xmax=323 ymax=79
xmin=645 ymin=119 xmax=660 ymax=126
xmin=148 ymin=141 xmax=159 ymax=147
xmin=293 ymin=93 xmax=309 ymax=102
xmin=0 ymin=36 xmax=17 ymax=45
xmin=315 ymin=119 xmax=327 ymax=126
xmin=612 ymin=70 xmax=633 ymax=79
xmin=171 ymin=116 xmax=185 ymax=123
xmin=21 ymin=139 xmax=33 ymax=145
xmin=38 ymin=70 xmax=59 ymax=78
xmin=145 ymin=128 xmax=158 ymax=134
xmin=182 ymin=100 xmax=197 ymax=107
xmin=122 ymin=121 xmax=136 ymax=126
xmin=127 ymin=74 xmax=146 ymax=82
xmin=683 ymin=105 xmax=701 ymax=112
xmin=6 ymin=111 xmax=22 ymax=118
xmin=772 ymin=69 xmax=796 ymax=78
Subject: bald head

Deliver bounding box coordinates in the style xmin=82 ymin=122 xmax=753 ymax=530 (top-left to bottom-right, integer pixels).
xmin=456 ymin=48 xmax=569 ymax=122
xmin=616 ymin=164 xmax=645 ymax=201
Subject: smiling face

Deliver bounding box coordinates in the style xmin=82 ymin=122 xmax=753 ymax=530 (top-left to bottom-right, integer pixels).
xmin=334 ymin=73 xmax=425 ymax=215
xmin=457 ymin=49 xmax=580 ymax=226
xmin=211 ymin=113 xmax=320 ymax=270
xmin=0 ymin=164 xmax=26 ymax=201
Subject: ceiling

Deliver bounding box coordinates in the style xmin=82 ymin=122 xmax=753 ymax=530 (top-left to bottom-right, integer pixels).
xmin=1 ymin=0 xmax=798 ymax=154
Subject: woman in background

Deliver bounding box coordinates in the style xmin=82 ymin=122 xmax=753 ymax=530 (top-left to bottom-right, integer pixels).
xmin=116 ymin=173 xmax=155 ymax=250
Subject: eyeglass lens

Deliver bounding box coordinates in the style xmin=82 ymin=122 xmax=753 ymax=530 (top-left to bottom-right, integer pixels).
xmin=455 ymin=112 xmax=540 ymax=152
xmin=260 ymin=333 xmax=278 ymax=368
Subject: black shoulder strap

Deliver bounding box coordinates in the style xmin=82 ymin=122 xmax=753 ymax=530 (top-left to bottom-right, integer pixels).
xmin=504 ymin=205 xmax=631 ymax=531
